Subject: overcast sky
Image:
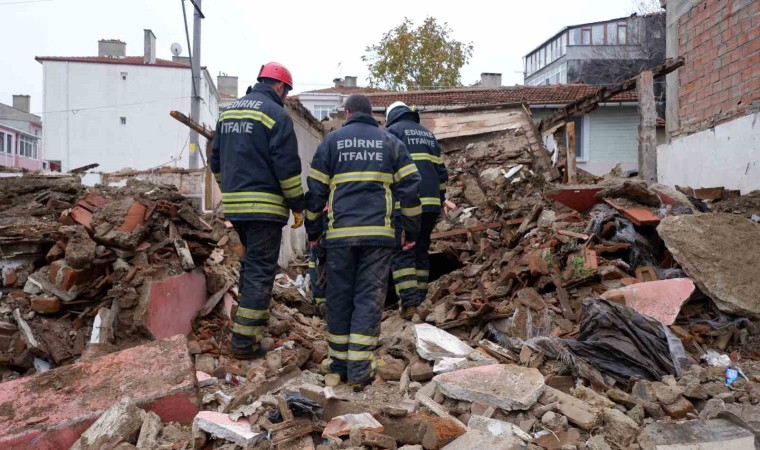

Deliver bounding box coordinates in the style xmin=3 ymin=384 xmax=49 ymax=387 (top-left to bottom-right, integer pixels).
xmin=1 ymin=0 xmax=641 ymax=114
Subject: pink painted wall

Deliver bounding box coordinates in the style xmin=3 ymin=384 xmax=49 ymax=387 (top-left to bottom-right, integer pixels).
xmin=0 ymin=123 xmax=44 ymax=171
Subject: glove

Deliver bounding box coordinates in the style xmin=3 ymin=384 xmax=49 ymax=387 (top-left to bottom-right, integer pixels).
xmin=291 ymin=211 xmax=303 ymax=229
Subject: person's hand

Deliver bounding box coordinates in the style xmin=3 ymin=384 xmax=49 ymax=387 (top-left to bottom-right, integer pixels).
xmin=291 ymin=211 xmax=303 ymax=229
xmin=403 ymin=240 xmax=416 ymax=251
xmin=400 ymin=230 xmax=416 ymax=251
xmin=309 ymin=239 xmax=319 ymax=247
xmin=444 ymin=200 xmax=457 ymax=215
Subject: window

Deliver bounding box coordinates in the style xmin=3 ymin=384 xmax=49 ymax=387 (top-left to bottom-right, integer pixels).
xmin=5 ymin=134 xmax=11 ymax=154
xmin=607 ymin=23 xmax=617 ymax=45
xmin=120 ymin=117 xmax=127 ymax=125
xmin=0 ymin=132 xmax=4 ymax=153
xmin=313 ymin=105 xmax=335 ymax=120
xmin=570 ymin=28 xmax=581 ymax=45
xmin=581 ymin=28 xmax=592 ymax=45
xmin=592 ymin=24 xmax=605 ymax=45
xmin=618 ymin=23 xmax=628 ymax=45
xmin=121 ymin=72 xmax=128 ymax=80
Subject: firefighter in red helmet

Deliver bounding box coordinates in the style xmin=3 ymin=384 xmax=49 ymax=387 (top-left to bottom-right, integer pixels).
xmin=211 ymin=62 xmax=304 ymax=359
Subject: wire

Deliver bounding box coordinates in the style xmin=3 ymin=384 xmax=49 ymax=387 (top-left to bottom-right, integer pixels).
xmin=180 ymin=0 xmax=197 ymax=99
xmin=0 ymin=0 xmax=53 ymax=5
xmin=32 ymin=96 xmax=193 ymax=115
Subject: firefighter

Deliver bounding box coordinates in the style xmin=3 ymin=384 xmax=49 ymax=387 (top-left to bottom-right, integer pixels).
xmin=305 ymin=95 xmax=421 ymax=391
xmin=385 ymin=101 xmax=448 ymax=319
xmin=308 ymin=206 xmax=328 ymax=316
xmin=211 ymin=62 xmax=304 ymax=359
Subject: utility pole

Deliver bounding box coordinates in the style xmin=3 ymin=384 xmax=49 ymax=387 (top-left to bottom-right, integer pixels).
xmin=189 ymin=0 xmax=203 ymax=169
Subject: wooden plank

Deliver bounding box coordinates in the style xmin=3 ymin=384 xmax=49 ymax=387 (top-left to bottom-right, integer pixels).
xmin=477 ymin=339 xmax=517 ymax=362
xmin=557 ymin=229 xmax=589 ymax=240
xmin=551 ymin=275 xmax=575 ymax=321
xmin=637 ymin=70 xmax=657 ymax=185
xmin=566 ymin=122 xmax=577 ymax=184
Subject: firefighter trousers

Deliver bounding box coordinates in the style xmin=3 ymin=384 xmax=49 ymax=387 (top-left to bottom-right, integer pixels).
xmin=326 ymin=245 xmax=393 ymax=383
xmin=231 ymin=221 xmax=283 ymax=352
xmin=391 ymin=212 xmax=438 ymax=308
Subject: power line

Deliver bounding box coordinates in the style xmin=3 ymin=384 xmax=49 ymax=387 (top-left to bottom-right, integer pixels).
xmin=0 ymin=0 xmax=53 ymax=5
xmin=180 ymin=0 xmax=197 ymax=99
xmin=33 ymin=96 xmax=193 ymax=115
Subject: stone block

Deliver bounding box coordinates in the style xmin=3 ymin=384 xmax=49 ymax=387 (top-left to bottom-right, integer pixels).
xmin=0 ymin=335 xmax=200 ymax=450
xmin=433 ymin=364 xmax=544 ymax=411
xmin=193 ymin=411 xmax=263 ymax=447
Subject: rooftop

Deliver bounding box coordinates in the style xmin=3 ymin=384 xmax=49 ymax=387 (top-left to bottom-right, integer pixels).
xmin=364 ymin=84 xmax=637 ymax=108
xmin=299 ymin=86 xmax=387 ymax=95
xmin=0 ymin=103 xmax=41 ymax=125
xmin=35 ymin=56 xmax=201 ymax=70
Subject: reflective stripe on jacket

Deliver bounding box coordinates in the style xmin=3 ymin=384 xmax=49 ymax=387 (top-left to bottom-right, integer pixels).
xmin=386 ymin=106 xmax=447 ymax=213
xmin=305 ymin=113 xmax=421 ymax=248
xmin=210 ymin=83 xmax=304 ymax=223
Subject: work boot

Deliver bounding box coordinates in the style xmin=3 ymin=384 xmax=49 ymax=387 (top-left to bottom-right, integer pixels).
xmin=230 ymin=345 xmax=266 ymax=360
xmin=350 ymin=377 xmax=374 ymax=392
xmin=401 ymin=305 xmax=417 ymax=320
xmin=319 ymin=359 xmax=347 ymax=381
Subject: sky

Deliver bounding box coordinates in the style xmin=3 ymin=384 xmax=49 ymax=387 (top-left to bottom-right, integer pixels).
xmin=0 ymin=0 xmax=641 ymax=114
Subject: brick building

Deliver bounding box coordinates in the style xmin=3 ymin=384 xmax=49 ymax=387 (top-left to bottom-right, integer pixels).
xmin=658 ymin=0 xmax=759 ymax=192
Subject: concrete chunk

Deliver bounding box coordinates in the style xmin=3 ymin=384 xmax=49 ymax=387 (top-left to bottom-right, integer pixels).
xmin=433 ymin=364 xmax=544 ymax=411
xmin=0 ymin=335 xmax=200 ymax=450
xmin=136 ymin=411 xmax=162 ymax=449
xmin=540 ymin=386 xmax=602 ymax=431
xmin=442 ymin=430 xmax=522 ymax=450
xmin=193 ymin=411 xmax=263 ymax=447
xmin=601 ymin=279 xmax=695 ymax=325
xmin=322 ymin=413 xmax=384 ymax=438
xmin=70 ymin=398 xmax=146 ymax=450
xmin=637 ymin=419 xmax=755 ymax=450
xmin=414 ymin=324 xmax=474 ymax=361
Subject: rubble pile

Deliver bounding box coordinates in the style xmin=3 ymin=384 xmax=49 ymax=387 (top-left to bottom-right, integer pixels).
xmin=0 ymin=175 xmax=239 ymax=378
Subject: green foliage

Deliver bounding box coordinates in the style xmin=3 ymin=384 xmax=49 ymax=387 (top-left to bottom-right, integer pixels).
xmin=362 ymin=17 xmax=473 ymax=91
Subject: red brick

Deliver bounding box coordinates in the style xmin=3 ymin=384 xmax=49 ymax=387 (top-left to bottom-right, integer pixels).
xmin=3 ymin=268 xmax=18 ymax=287
xmin=31 ymin=296 xmax=62 ymax=314
xmin=48 ymin=260 xmax=90 ymax=292
xmin=0 ymin=335 xmax=200 ymax=450
xmin=143 ymin=269 xmax=207 ymax=339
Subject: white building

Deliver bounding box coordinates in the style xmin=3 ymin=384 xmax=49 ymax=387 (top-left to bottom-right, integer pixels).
xmin=37 ymin=30 xmax=219 ymax=173
xmin=297 ymin=76 xmax=384 ymax=120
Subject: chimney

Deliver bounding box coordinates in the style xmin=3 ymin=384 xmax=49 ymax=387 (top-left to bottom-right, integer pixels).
xmin=98 ymin=39 xmax=126 ymax=58
xmin=144 ymin=29 xmax=156 ymax=64
xmin=12 ymin=95 xmax=30 ymax=113
xmin=480 ymin=72 xmax=502 ymax=88
xmin=217 ymin=74 xmax=239 ymax=98
xmin=344 ymin=76 xmax=357 ymax=88
xmin=333 ymin=78 xmax=345 ymax=88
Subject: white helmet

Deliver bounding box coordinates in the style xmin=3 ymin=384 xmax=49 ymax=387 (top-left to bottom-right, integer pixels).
xmin=385 ymin=101 xmax=408 ymax=120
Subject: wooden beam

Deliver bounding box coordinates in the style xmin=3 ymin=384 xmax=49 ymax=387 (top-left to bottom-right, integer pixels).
xmin=170 ymin=110 xmax=214 ymax=140
xmin=566 ymin=122 xmax=577 ymax=184
xmin=637 ymin=70 xmax=658 ymax=185
xmin=537 ymin=57 xmax=684 ymax=133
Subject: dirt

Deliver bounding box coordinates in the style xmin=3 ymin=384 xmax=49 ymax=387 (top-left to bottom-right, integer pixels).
xmin=711 ymin=190 xmax=760 ymax=218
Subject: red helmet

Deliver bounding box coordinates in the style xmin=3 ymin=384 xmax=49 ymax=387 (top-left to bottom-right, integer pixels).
xmin=257 ymin=62 xmax=293 ymax=90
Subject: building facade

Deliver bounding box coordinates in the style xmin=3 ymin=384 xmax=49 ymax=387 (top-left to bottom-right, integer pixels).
xmin=657 ymin=0 xmax=759 ymax=193
xmin=0 ymin=95 xmax=46 ymax=171
xmin=37 ymin=30 xmax=219 ymax=174
xmin=524 ymin=13 xmax=666 ymax=86
xmin=297 ymin=76 xmax=384 ymax=120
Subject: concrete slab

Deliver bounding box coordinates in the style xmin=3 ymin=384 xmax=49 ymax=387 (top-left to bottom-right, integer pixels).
xmin=193 ymin=411 xmax=263 ymax=447
xmin=0 ymin=334 xmax=200 ymax=450
xmin=145 ymin=268 xmax=207 ymax=339
xmin=433 ymin=364 xmax=545 ymax=411
xmin=601 ymin=278 xmax=696 ymax=325
xmin=637 ymin=418 xmax=755 ymax=450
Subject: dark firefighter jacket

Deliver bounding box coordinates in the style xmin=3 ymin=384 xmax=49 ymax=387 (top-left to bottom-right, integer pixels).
xmin=211 ymin=83 xmax=305 ymax=223
xmin=386 ymin=105 xmax=447 ymax=213
xmin=305 ymin=113 xmax=421 ymax=248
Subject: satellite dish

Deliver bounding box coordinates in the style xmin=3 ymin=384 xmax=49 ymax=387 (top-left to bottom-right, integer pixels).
xmin=170 ymin=43 xmax=182 ymax=57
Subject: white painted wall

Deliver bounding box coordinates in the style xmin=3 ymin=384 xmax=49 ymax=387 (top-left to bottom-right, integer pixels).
xmin=658 ymin=112 xmax=760 ymax=194
xmin=42 ymin=61 xmax=218 ymax=172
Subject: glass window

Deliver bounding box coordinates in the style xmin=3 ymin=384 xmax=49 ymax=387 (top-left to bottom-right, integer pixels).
xmin=607 ymin=23 xmax=618 ymax=45
xmin=592 ymin=24 xmax=605 ymax=45
xmin=0 ymin=132 xmax=4 ymax=153
xmin=570 ymin=29 xmax=581 ymax=45
xmin=120 ymin=117 xmax=127 ymax=125
xmin=6 ymin=134 xmax=11 ymax=153
xmin=560 ymin=34 xmax=566 ymax=55
xmin=582 ymin=28 xmax=591 ymax=45
xmin=618 ymin=24 xmax=628 ymax=45
xmin=313 ymin=105 xmax=335 ymax=120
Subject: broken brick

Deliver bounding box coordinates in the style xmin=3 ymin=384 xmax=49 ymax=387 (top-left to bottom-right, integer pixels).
xmin=31 ymin=296 xmax=62 ymax=314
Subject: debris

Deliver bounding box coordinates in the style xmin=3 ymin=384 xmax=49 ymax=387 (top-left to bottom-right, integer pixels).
xmin=657 ymin=214 xmax=760 ymax=318
xmin=30 ymin=296 xmax=63 ymax=314
xmin=414 ymin=324 xmax=475 ymax=361
xmin=602 ymin=408 xmax=640 ymax=447
xmin=539 ymin=387 xmax=602 ymax=431
xmin=70 ymin=398 xmax=147 ymax=450
xmin=192 ymin=411 xmax=264 ymax=447
xmin=433 ymin=364 xmax=545 ymax=411
xmin=421 ymin=416 xmax=467 ymax=449
xmin=601 ymin=279 xmax=695 ymax=325
xmin=135 ymin=411 xmax=162 ymax=450
xmin=637 ymin=418 xmax=756 ymax=450
xmin=322 ymin=413 xmax=384 ymax=438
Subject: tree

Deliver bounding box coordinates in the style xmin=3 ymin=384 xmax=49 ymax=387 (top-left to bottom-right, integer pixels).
xmin=363 ymin=17 xmax=473 ymax=91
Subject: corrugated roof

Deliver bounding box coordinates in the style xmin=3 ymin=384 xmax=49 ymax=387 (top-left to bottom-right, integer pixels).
xmin=35 ymin=56 xmax=197 ymax=69
xmin=364 ymin=84 xmax=637 ymax=108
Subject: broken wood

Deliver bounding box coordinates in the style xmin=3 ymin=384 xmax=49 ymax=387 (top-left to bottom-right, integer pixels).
xmin=637 ymin=70 xmax=657 ymax=185
xmin=431 ymin=218 xmax=523 ymax=240
xmin=197 ymin=280 xmax=234 ymax=318
xmin=477 ymin=339 xmax=517 ymax=362
xmin=566 ymin=122 xmax=577 ymax=184
xmin=416 ymin=382 xmax=467 ymax=429
xmin=13 ymin=309 xmax=47 ymax=356
xmin=169 ymin=222 xmax=195 ymax=271
xmin=557 ymin=229 xmax=589 ymax=240
xmin=508 ymin=204 xmax=543 ymax=248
